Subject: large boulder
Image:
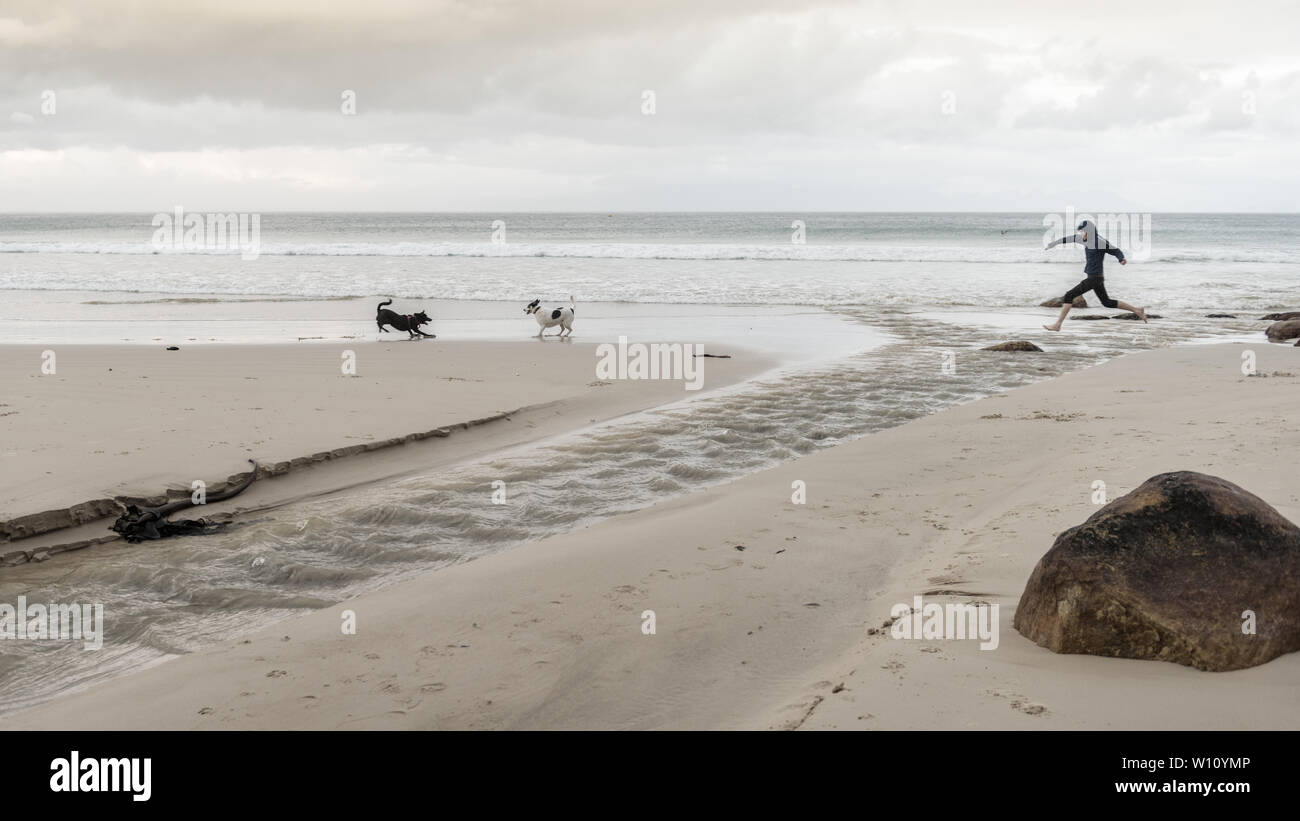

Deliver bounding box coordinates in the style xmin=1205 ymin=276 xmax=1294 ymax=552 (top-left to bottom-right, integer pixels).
xmin=1014 ymin=471 xmax=1300 ymax=671
xmin=1265 ymin=319 xmax=1300 ymax=342
xmin=983 ymin=340 xmax=1043 ymax=352
xmin=1041 ymin=296 xmax=1088 ymax=308
xmin=1259 ymin=312 xmax=1300 ymax=321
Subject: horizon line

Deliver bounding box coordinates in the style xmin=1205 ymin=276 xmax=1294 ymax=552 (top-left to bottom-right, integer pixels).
xmin=3 ymin=210 xmax=1299 ymax=216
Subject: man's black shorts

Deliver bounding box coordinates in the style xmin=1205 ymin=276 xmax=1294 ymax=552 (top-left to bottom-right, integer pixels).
xmin=1064 ymin=276 xmax=1118 ymax=309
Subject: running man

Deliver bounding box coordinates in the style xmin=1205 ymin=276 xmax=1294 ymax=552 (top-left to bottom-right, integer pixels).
xmin=1042 ymin=219 xmax=1146 ymax=331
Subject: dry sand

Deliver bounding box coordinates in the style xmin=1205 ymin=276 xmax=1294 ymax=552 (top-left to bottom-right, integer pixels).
xmin=5 ymin=342 xmax=1299 ymax=730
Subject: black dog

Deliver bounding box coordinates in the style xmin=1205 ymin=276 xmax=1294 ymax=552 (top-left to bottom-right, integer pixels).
xmin=376 ymin=299 xmax=436 ymax=339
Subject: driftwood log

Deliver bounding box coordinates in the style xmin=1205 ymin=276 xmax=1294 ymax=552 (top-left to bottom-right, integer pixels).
xmin=111 ymin=460 xmax=258 ymax=543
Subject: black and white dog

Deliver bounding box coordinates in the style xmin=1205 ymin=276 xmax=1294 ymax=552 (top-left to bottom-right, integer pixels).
xmin=525 ymin=296 xmax=575 ymax=338
xmin=376 ymin=299 xmax=436 ymax=339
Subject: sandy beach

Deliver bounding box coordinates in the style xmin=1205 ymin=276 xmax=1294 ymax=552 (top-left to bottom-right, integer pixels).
xmin=7 ymin=341 xmax=1297 ymax=730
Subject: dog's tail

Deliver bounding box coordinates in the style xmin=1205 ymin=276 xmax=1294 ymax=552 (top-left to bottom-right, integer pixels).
xmin=377 ymin=299 xmax=393 ymax=313
xmin=570 ymin=294 xmax=575 ymax=310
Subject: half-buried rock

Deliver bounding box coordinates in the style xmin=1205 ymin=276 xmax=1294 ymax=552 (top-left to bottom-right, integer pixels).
xmin=982 ymin=340 xmax=1043 ymax=352
xmin=1014 ymin=471 xmax=1300 ymax=672
xmin=1040 ymin=296 xmax=1088 ymax=308
xmin=1265 ymin=319 xmax=1300 ymax=342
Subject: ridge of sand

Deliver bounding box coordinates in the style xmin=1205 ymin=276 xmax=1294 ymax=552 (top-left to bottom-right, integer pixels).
xmin=5 ymin=343 xmax=1299 ymax=730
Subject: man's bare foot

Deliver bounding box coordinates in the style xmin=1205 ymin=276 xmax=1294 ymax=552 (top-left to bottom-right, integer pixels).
xmin=1042 ymin=323 xmax=1061 ymax=332
xmin=1137 ymin=307 xmax=1148 ymax=324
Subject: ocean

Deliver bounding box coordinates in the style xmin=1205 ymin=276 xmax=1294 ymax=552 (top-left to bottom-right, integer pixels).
xmin=2 ymin=212 xmax=1297 ymax=309
xmin=0 ymin=212 xmax=1294 ymax=714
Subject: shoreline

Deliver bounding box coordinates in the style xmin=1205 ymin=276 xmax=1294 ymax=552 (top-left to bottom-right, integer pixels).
xmin=0 ymin=291 xmax=885 ymax=356
xmin=8 ymin=341 xmax=1298 ymax=729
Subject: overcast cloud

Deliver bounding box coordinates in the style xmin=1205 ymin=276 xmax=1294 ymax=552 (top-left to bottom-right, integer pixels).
xmin=2 ymin=0 xmax=1298 ymax=211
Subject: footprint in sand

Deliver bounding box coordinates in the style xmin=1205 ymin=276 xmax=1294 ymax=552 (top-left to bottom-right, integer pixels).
xmin=1011 ymin=699 xmax=1048 ymax=716
xmin=702 ymin=561 xmax=741 ymax=571
xmin=927 ymin=574 xmax=967 ymax=585
xmin=988 ymin=689 xmax=1049 ymax=716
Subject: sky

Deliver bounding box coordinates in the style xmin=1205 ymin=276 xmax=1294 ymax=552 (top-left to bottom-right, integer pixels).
xmin=2 ymin=0 xmax=1298 ymax=212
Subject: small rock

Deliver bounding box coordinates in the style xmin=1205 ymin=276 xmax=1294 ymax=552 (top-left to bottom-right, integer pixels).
xmin=1205 ymin=313 xmax=1237 ymax=319
xmin=983 ymin=341 xmax=1043 ymax=352
xmin=1071 ymin=314 xmax=1110 ymax=320
xmin=1112 ymin=312 xmax=1162 ymax=320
